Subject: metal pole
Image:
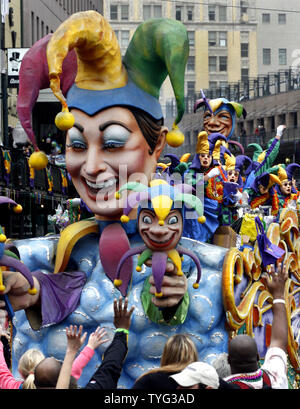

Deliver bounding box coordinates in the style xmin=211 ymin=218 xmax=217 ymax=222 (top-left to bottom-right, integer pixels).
xmin=1 ymin=20 xmax=8 ymax=147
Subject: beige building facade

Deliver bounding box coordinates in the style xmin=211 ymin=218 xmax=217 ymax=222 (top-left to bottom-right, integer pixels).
xmin=103 ymin=0 xmax=258 ymax=117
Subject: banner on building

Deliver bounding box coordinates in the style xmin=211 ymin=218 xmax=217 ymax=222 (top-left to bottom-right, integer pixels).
xmin=7 ymin=48 xmax=29 ymax=88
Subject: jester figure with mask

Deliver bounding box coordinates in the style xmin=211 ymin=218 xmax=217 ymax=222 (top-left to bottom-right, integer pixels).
xmin=0 ymin=12 xmax=229 ymax=388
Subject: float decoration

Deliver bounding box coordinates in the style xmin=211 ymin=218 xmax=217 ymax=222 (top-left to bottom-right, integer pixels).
xmin=113 ymin=179 xmax=205 ymax=297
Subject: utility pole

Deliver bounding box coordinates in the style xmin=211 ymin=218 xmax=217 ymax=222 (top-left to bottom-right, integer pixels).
xmin=1 ymin=19 xmax=8 ymax=147
xmin=0 ymin=0 xmax=9 ymax=147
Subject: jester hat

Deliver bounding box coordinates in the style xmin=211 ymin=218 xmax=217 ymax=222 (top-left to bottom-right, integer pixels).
xmin=224 ymin=153 xmax=252 ymax=174
xmin=194 ymin=90 xmax=247 ymax=139
xmin=248 ymin=137 xmax=276 ymax=163
xmin=17 ymin=11 xmax=189 ymax=169
xmin=116 ymin=179 xmax=206 ymax=226
xmin=251 ymin=169 xmax=282 ymax=193
xmin=196 ymin=132 xmax=227 ymax=156
xmin=224 ymin=153 xmax=252 ymax=187
xmin=114 ymin=179 xmax=204 ymax=295
xmin=276 ymin=163 xmax=300 ymax=182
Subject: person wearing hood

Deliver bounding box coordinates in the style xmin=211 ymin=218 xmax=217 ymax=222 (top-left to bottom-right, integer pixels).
xmin=247 ymin=169 xmax=282 ymax=217
xmin=218 ymin=153 xmax=252 ymax=225
xmin=274 ymin=164 xmax=300 ymax=209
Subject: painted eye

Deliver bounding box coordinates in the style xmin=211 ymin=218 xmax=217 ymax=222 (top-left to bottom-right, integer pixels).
xmin=168 ymin=216 xmax=178 ymax=225
xmin=142 ymin=215 xmax=152 ymax=224
xmin=102 ymin=125 xmax=130 ymax=149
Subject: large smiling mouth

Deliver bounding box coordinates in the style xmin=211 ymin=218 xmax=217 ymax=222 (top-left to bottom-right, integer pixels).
xmin=84 ymin=177 xmax=118 ymax=200
xmin=145 ymin=233 xmax=175 ymax=248
xmin=207 ymin=127 xmax=226 ymax=134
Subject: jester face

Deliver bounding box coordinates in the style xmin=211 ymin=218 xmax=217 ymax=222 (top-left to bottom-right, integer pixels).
xmin=258 ymin=184 xmax=269 ymax=195
xmin=138 ymin=208 xmax=183 ymax=252
xmin=199 ymin=153 xmax=212 ymax=169
xmin=227 ymin=169 xmax=239 ymax=183
xmin=280 ymin=179 xmax=292 ymax=196
xmin=203 ymin=109 xmax=233 ymax=138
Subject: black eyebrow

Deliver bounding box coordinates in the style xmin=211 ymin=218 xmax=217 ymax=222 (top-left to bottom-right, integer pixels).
xmin=99 ymin=121 xmax=131 ymax=132
xmin=73 ymin=123 xmax=84 ymax=132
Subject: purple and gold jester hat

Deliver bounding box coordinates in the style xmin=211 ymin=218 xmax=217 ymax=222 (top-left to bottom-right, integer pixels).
xmin=190 ymin=131 xmax=227 ymax=170
xmin=194 ymin=89 xmax=247 ymax=139
xmin=17 ymin=11 xmax=190 ymax=168
xmin=223 ymin=153 xmax=253 ymax=187
xmin=113 ymin=179 xmax=205 ymax=296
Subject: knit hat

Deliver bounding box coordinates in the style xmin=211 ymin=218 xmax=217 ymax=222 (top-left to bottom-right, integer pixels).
xmin=17 ymin=12 xmax=189 ymax=169
xmin=170 ymin=362 xmax=220 ymax=388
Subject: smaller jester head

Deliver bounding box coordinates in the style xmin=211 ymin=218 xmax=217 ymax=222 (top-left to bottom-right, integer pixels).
xmin=116 ymin=179 xmax=206 ymax=232
xmin=114 ymin=179 xmax=204 ymax=296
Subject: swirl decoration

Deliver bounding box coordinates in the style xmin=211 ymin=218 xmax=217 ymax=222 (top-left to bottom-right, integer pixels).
xmin=222 ymin=209 xmax=300 ymax=378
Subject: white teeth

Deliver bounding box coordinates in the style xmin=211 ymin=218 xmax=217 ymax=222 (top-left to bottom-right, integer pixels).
xmin=86 ymin=179 xmax=117 ymax=190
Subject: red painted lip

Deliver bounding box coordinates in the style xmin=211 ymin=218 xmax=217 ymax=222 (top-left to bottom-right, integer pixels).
xmin=145 ymin=234 xmax=175 ymax=249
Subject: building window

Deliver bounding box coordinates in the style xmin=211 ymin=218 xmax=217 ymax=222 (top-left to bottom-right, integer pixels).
xmin=208 ymin=5 xmax=216 ymax=21
xmin=209 ymin=56 xmax=217 ymax=72
xmin=219 ymin=6 xmax=227 ymax=22
xmin=262 ymin=13 xmax=270 ymax=23
xmin=240 ymin=0 xmax=248 ymax=14
xmin=176 ymin=6 xmax=182 ymax=21
xmin=220 ymin=81 xmax=228 ymax=91
xmin=241 ymin=68 xmax=249 ymax=82
xmin=219 ymin=32 xmax=227 ymax=47
xmin=219 ymin=56 xmax=227 ymax=71
xmin=110 ymin=5 xmax=118 ymax=20
xmin=153 ymin=5 xmax=162 ymax=18
xmin=187 ymin=56 xmax=195 ymax=72
xmin=278 ymin=13 xmax=286 ymax=24
xmin=143 ymin=4 xmax=162 ymax=19
xmin=188 ymin=31 xmax=195 ymax=47
xmin=263 ymin=48 xmax=271 ymax=65
xmin=110 ymin=4 xmax=129 ymax=21
xmin=187 ymin=81 xmax=195 ymax=96
xmin=208 ymin=31 xmax=216 ymax=47
xmin=279 ymin=48 xmax=287 ymax=65
xmin=120 ymin=30 xmax=129 ymax=48
xmin=187 ymin=6 xmax=194 ymax=21
xmin=121 ymin=5 xmax=129 ymax=20
xmin=209 ymin=81 xmax=217 ymax=90
xmin=241 ymin=43 xmax=249 ymax=58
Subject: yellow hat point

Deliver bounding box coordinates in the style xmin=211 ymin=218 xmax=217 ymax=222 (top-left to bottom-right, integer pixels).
xmin=198 ymin=216 xmax=206 ymax=224
xmin=181 ymin=256 xmax=184 ymax=261
xmin=13 ymin=204 xmax=23 ymax=214
xmin=158 ymin=220 xmax=164 ymax=226
xmin=115 ymin=192 xmax=121 ymax=199
xmin=166 ymin=124 xmax=185 ymax=148
xmin=55 ymin=110 xmax=75 ymax=131
xmin=136 ymin=265 xmax=142 ymax=272
xmin=193 ymin=283 xmax=199 ymax=289
xmin=155 ymin=291 xmax=163 ymax=298
xmin=29 ymin=151 xmax=48 ymax=170
xmin=28 ymin=287 xmax=37 ymax=295
xmin=0 ymin=284 xmax=5 ymax=292
xmin=177 ymin=271 xmax=183 ymax=276
xmin=120 ymin=215 xmax=130 ymax=223
xmin=0 ymin=234 xmax=6 ymax=243
xmin=114 ymin=279 xmax=123 ymax=287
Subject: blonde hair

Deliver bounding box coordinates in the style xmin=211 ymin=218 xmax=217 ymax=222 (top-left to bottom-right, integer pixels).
xmin=18 ymin=349 xmax=45 ymax=389
xmin=137 ymin=333 xmax=198 ymax=380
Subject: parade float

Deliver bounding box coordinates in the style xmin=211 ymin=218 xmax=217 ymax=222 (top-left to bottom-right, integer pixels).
xmin=0 ymin=11 xmax=298 ymax=389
